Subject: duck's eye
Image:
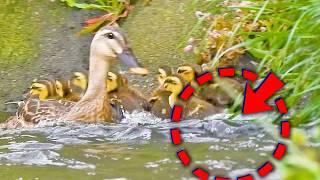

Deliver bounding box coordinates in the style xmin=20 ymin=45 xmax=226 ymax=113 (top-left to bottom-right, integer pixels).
xmin=105 ymin=33 xmax=114 ymax=39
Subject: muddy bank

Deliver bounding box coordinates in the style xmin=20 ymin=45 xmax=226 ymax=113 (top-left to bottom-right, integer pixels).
xmin=0 ymin=0 xmax=97 ymax=117
xmin=0 ymin=0 xmax=197 ymax=120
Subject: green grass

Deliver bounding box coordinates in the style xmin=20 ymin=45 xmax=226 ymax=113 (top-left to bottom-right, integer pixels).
xmin=241 ymin=0 xmax=320 ymax=126
xmin=186 ymin=1 xmax=320 ymax=179
xmin=188 ymin=0 xmax=320 ymax=126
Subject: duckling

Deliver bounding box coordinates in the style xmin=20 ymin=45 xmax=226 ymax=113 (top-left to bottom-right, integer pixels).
xmin=176 ymin=63 xmax=202 ymax=88
xmin=177 ymin=64 xmax=243 ymax=107
xmin=2 ymin=26 xmax=148 ymax=128
xmin=198 ymin=76 xmax=243 ymax=107
xmin=71 ymin=71 xmax=88 ymax=94
xmin=157 ymin=65 xmax=174 ymax=87
xmin=148 ymin=66 xmax=174 ymax=118
xmin=152 ymin=75 xmax=223 ymax=120
xmin=27 ymin=79 xmax=59 ymax=100
xmin=149 ymin=90 xmax=172 ymax=119
xmin=106 ymin=71 xmax=150 ymax=112
xmin=55 ymin=78 xmax=81 ymax=102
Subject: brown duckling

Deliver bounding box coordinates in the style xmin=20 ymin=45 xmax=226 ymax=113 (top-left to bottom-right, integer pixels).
xmin=55 ymin=78 xmax=81 ymax=102
xmin=107 ymin=71 xmax=150 ymax=112
xmin=2 ymin=26 xmax=148 ymax=128
xmin=177 ymin=64 xmax=243 ymax=107
xmin=198 ymin=76 xmax=243 ymax=107
xmin=149 ymin=90 xmax=172 ymax=119
xmin=148 ymin=66 xmax=174 ymax=118
xmin=150 ymin=75 xmax=223 ymax=120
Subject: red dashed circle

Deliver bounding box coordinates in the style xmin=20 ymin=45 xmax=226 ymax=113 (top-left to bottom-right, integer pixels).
xmin=169 ymin=67 xmax=290 ymax=179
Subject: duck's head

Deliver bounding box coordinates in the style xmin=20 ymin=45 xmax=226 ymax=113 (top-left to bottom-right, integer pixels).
xmin=71 ymin=72 xmax=88 ymax=91
xmin=157 ymin=66 xmax=173 ymax=86
xmin=55 ymin=79 xmax=72 ymax=98
xmin=106 ymin=71 xmax=128 ymax=93
xmin=91 ymin=26 xmax=148 ymax=75
xmin=176 ymin=64 xmax=201 ymax=83
xmin=163 ymin=75 xmax=184 ymax=95
xmin=29 ymin=79 xmax=56 ymax=100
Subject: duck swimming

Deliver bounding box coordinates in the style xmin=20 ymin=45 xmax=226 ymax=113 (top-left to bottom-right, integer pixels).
xmin=61 ymin=26 xmax=148 ymax=123
xmin=2 ymin=26 xmax=148 ymax=128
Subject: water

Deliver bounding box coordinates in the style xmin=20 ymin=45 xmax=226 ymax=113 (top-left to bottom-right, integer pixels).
xmin=0 ymin=112 xmax=277 ymax=179
xmin=0 ymin=0 xmax=279 ymax=179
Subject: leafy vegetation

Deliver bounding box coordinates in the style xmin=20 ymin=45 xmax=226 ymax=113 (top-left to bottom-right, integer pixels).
xmin=187 ymin=0 xmax=320 ymax=126
xmin=60 ymin=0 xmax=132 ymax=35
xmin=186 ymin=0 xmax=320 ymax=179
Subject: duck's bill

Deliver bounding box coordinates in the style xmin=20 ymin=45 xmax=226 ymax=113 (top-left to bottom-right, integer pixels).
xmin=117 ymin=49 xmax=149 ymax=75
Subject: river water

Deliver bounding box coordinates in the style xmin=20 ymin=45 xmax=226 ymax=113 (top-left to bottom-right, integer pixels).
xmin=0 ymin=111 xmax=278 ymax=179
xmin=0 ymin=0 xmax=279 ymax=179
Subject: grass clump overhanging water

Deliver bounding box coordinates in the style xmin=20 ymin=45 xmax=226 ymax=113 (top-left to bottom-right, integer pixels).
xmin=187 ymin=0 xmax=320 ymax=126
xmin=186 ymin=0 xmax=320 ymax=179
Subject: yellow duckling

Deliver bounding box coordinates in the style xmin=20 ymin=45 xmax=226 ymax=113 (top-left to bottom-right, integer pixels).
xmin=2 ymin=26 xmax=148 ymax=128
xmin=106 ymin=71 xmax=150 ymax=112
xmin=176 ymin=63 xmax=202 ymax=88
xmin=71 ymin=71 xmax=88 ymax=94
xmin=157 ymin=65 xmax=174 ymax=87
xmin=28 ymin=79 xmax=59 ymax=100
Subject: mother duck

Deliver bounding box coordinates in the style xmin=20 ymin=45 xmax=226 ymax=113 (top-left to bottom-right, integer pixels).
xmin=2 ymin=26 xmax=148 ymax=128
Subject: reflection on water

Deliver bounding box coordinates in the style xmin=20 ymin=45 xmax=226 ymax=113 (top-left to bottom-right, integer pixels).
xmin=0 ymin=111 xmax=277 ymax=179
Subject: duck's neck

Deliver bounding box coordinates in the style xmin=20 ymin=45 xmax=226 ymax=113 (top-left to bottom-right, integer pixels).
xmin=81 ymin=54 xmax=111 ymax=100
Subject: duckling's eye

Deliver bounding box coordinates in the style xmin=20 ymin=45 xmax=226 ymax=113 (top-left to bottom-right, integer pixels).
xmin=105 ymin=33 xmax=114 ymax=39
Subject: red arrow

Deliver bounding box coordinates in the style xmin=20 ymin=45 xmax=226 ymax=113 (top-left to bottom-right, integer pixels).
xmin=243 ymin=72 xmax=284 ymax=114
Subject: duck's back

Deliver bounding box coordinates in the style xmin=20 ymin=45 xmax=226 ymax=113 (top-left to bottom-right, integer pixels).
xmin=18 ymin=98 xmax=74 ymax=124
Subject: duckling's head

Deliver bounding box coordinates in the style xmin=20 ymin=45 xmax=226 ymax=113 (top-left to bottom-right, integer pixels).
xmin=71 ymin=72 xmax=88 ymax=91
xmin=55 ymin=79 xmax=72 ymax=98
xmin=29 ymin=79 xmax=56 ymax=100
xmin=92 ymin=26 xmax=148 ymax=75
xmin=163 ymin=76 xmax=184 ymax=95
xmin=177 ymin=65 xmax=195 ymax=83
xmin=157 ymin=66 xmax=173 ymax=86
xmin=176 ymin=64 xmax=202 ymax=83
xmin=106 ymin=72 xmax=128 ymax=93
